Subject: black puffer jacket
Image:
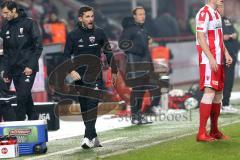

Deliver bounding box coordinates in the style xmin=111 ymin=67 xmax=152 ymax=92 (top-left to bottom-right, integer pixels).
xmin=1 ymin=9 xmax=43 ymax=76
xmin=119 ymin=17 xmax=150 ymax=58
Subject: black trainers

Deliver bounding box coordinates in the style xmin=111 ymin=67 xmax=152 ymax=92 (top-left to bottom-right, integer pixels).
xmin=131 ymin=117 xmax=141 ymax=125
xmin=131 ymin=114 xmax=153 ymax=125
xmin=81 ymin=137 xmax=94 ymax=149
xmin=81 ymin=137 xmax=102 ymax=149
xmin=140 ymin=115 xmax=153 ymax=124
xmin=92 ymin=137 xmax=102 ymax=148
xmin=131 ymin=113 xmax=141 ymax=125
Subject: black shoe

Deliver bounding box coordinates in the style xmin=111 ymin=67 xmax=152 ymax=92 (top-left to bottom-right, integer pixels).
xmin=92 ymin=137 xmax=102 ymax=148
xmin=81 ymin=137 xmax=102 ymax=149
xmin=131 ymin=117 xmax=141 ymax=125
xmin=139 ymin=115 xmax=153 ymax=125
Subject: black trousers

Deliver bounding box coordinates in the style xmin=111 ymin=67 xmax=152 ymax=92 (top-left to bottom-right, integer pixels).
xmin=130 ymin=85 xmax=161 ymax=117
xmin=127 ymin=53 xmax=152 ymax=117
xmin=0 ymin=102 xmax=16 ymax=121
xmin=0 ymin=78 xmax=16 ymax=121
xmin=130 ymin=87 xmax=146 ymax=117
xmin=222 ymin=59 xmax=236 ymax=106
xmin=12 ymin=73 xmax=38 ymax=121
xmin=129 ymin=73 xmax=169 ymax=116
xmin=75 ymin=80 xmax=102 ymax=140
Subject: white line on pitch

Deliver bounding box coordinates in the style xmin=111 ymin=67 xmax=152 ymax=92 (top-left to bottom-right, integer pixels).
xmin=25 ymin=137 xmax=128 ymax=160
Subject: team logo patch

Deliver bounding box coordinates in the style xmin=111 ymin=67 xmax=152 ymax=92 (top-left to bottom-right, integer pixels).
xmin=212 ymin=80 xmax=218 ymax=86
xmin=89 ymin=36 xmax=95 ymax=43
xmin=199 ymin=11 xmax=206 ymax=21
xmin=224 ymin=19 xmax=232 ymax=26
xmin=200 ymin=12 xmax=205 ymax=17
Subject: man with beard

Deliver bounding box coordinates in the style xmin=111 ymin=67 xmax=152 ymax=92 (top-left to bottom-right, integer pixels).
xmin=64 ymin=6 xmax=117 ymax=149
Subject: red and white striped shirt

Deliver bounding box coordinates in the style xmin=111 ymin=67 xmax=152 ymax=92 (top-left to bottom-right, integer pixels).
xmin=196 ymin=5 xmax=224 ymax=65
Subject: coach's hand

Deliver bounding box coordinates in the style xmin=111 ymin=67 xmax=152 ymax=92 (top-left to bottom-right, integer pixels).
xmin=23 ymin=67 xmax=33 ymax=76
xmin=3 ymin=77 xmax=11 ymax=83
xmin=224 ymin=35 xmax=230 ymax=41
xmin=70 ymin=70 xmax=81 ymax=81
xmin=209 ymin=57 xmax=218 ymax=72
xmin=230 ymin=33 xmax=237 ymax=40
xmin=225 ymin=53 xmax=233 ymax=67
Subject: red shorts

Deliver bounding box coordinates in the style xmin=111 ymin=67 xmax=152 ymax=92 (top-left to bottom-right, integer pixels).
xmin=199 ymin=64 xmax=225 ymax=91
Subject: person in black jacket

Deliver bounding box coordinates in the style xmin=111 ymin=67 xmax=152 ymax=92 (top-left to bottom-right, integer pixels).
xmin=64 ymin=6 xmax=117 ymax=149
xmin=119 ymin=7 xmax=153 ymax=125
xmin=1 ymin=1 xmax=43 ymax=121
xmin=218 ymin=5 xmax=239 ymax=114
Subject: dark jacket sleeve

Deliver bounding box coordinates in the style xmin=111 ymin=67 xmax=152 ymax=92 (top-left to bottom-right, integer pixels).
xmin=63 ymin=32 xmax=75 ymax=73
xmin=63 ymin=32 xmax=73 ymax=59
xmin=2 ymin=41 xmax=9 ymax=74
xmin=119 ymin=27 xmax=132 ymax=51
xmin=27 ymin=20 xmax=43 ymax=70
xmin=101 ymin=30 xmax=118 ymax=74
xmin=1 ymin=29 xmax=10 ymax=77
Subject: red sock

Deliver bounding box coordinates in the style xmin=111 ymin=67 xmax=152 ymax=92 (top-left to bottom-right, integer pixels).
xmin=210 ymin=103 xmax=221 ymax=133
xmin=198 ymin=103 xmax=212 ymax=135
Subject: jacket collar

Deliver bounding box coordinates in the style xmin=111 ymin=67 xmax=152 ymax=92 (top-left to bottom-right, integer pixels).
xmin=8 ymin=15 xmax=22 ymax=24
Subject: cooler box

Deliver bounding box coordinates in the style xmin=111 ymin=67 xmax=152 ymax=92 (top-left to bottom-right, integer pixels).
xmin=0 ymin=120 xmax=48 ymax=155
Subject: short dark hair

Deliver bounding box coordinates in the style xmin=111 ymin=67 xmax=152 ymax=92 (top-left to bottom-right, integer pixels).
xmin=78 ymin=6 xmax=93 ymax=17
xmin=132 ymin=6 xmax=144 ymax=15
xmin=1 ymin=0 xmax=18 ymax=11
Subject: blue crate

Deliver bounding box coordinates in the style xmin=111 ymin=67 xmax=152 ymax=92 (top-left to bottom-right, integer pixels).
xmin=0 ymin=120 xmax=48 ymax=155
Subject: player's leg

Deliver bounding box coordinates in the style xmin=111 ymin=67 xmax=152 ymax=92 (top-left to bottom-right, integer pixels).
xmin=210 ymin=91 xmax=229 ymax=140
xmin=197 ymin=87 xmax=215 ymax=142
xmin=197 ymin=64 xmax=215 ymax=142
